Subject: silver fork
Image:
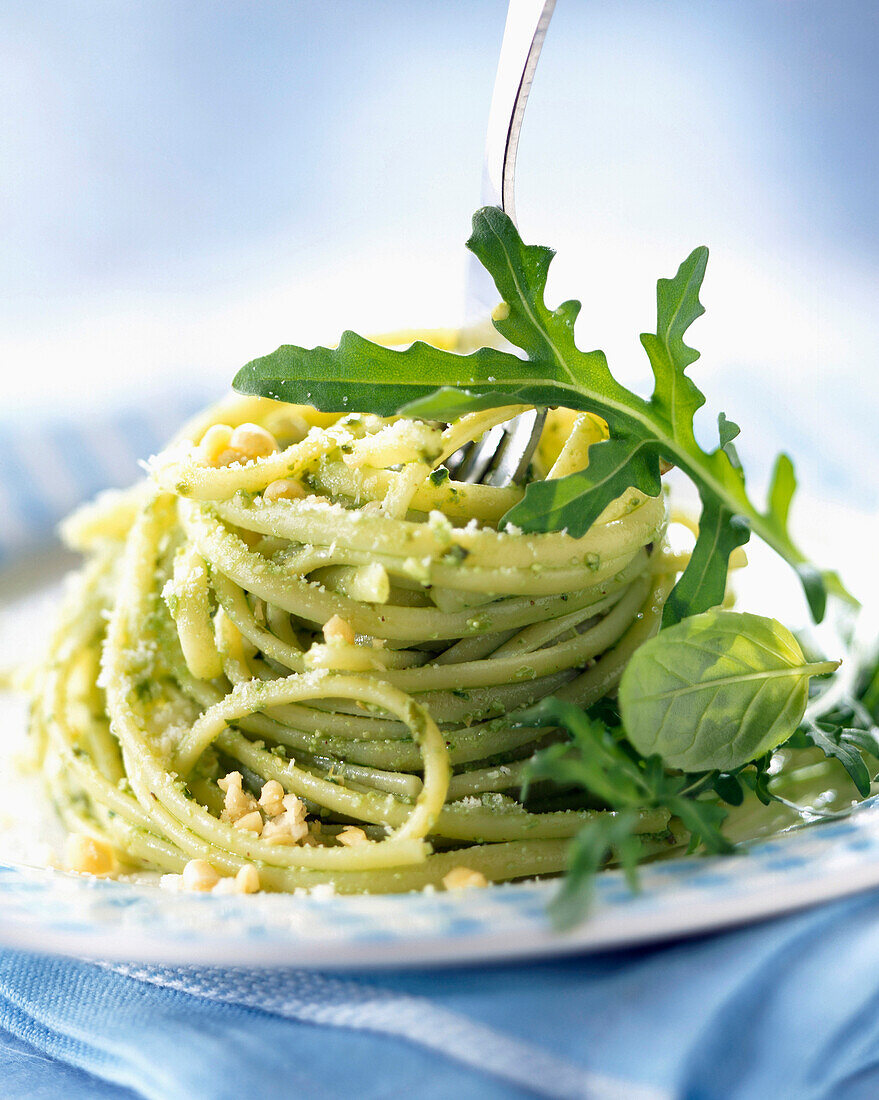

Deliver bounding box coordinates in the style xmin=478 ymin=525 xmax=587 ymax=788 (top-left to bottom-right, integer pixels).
xmin=449 ymin=0 xmax=556 ymax=488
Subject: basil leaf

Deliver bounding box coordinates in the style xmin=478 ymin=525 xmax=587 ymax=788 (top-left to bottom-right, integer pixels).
xmin=618 ymin=608 xmax=840 ymax=772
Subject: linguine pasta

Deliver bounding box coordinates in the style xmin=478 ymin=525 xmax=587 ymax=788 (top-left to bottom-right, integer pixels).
xmin=31 ymin=394 xmax=677 ymax=893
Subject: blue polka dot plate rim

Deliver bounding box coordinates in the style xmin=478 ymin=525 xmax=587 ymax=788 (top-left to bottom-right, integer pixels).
xmin=0 ymin=802 xmax=878 ymax=967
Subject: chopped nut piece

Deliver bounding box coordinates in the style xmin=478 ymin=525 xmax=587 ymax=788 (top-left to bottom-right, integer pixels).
xmin=212 ymin=863 xmax=262 ymax=895
xmin=233 ymin=810 xmax=264 ymax=834
xmin=337 ymin=825 xmax=368 ymax=847
xmin=324 ymin=615 xmax=355 ymax=645
xmin=281 ymin=794 xmax=307 ymax=823
xmin=236 ymin=864 xmax=260 ymax=894
xmin=214 ymin=447 xmax=244 ymax=467
xmin=264 ymin=478 xmax=306 ymax=503
xmin=218 ymin=771 xmax=258 ymax=822
xmin=182 ymin=859 xmax=220 ymax=892
xmin=267 ymin=411 xmax=310 ymax=444
xmin=210 ymin=877 xmax=239 ymax=895
xmin=229 ymin=423 xmax=279 ymax=459
xmin=442 ymin=866 xmax=488 ymax=891
xmin=262 ymin=814 xmax=309 ymax=845
xmin=259 ymin=826 xmax=297 ymax=846
xmin=65 ymin=834 xmax=115 ymax=877
xmin=198 ymin=424 xmax=233 ymax=466
xmin=259 ymin=779 xmax=286 ymax=818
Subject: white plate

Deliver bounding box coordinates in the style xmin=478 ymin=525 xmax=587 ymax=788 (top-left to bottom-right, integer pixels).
xmin=0 ymin=512 xmax=877 ymax=969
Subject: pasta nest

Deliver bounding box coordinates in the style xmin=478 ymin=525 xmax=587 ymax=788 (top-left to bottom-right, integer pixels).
xmin=32 ymin=396 xmax=675 ymax=893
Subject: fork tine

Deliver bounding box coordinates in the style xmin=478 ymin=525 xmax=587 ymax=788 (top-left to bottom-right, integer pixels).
xmin=483 ymin=409 xmax=546 ymax=487
xmin=455 ymin=424 xmax=506 ymax=483
xmin=445 ymin=409 xmax=546 ymax=488
xmin=445 ymin=441 xmax=473 ymax=476
xmin=479 ymin=424 xmax=516 ymax=484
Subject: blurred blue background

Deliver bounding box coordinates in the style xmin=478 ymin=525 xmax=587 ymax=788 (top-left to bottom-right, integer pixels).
xmin=2 ymin=0 xmax=878 ymax=507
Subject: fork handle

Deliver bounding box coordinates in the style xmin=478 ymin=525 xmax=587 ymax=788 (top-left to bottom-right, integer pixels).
xmin=465 ymin=0 xmax=556 ymax=323
xmin=482 ymin=0 xmax=557 ymax=223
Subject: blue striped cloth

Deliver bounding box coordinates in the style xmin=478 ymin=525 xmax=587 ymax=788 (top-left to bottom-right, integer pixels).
xmin=2 ymin=890 xmax=879 ymax=1099
xmin=2 ymin=396 xmax=879 ymax=1098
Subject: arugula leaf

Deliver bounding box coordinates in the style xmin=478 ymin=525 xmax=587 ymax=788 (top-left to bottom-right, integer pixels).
xmin=664 ymin=796 xmax=730 ymax=854
xmin=717 ymin=412 xmax=741 ymax=451
xmin=233 ymin=332 xmax=538 ymax=417
xmin=782 ymin=650 xmax=879 ymax=797
xmin=518 ymin=700 xmax=650 ymax=808
xmin=711 ymin=772 xmax=745 ymax=806
xmin=787 ymin=720 xmax=879 ymax=799
xmin=800 ymin=725 xmax=873 ymax=797
xmin=662 ymin=498 xmax=750 ymax=627
xmin=767 ymin=453 xmax=796 ymax=529
xmin=739 ymin=754 xmax=777 ymax=806
xmin=233 ymin=206 xmax=844 ymax=623
xmin=638 ymin=245 xmax=708 ymax=448
xmin=834 ymin=725 xmax=879 ymax=760
xmin=497 ymin=437 xmax=662 ymax=539
xmin=860 ymin=656 xmax=879 ymax=718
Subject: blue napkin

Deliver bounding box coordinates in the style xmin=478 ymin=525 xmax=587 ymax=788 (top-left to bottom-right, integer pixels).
xmin=1 ymin=889 xmax=878 ymax=1099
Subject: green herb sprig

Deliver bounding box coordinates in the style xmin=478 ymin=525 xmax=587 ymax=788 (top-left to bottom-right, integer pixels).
xmin=516 ymin=695 xmax=732 ymax=928
xmin=233 ymin=207 xmax=847 ymax=626
xmin=519 ymin=610 xmax=879 ymax=928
